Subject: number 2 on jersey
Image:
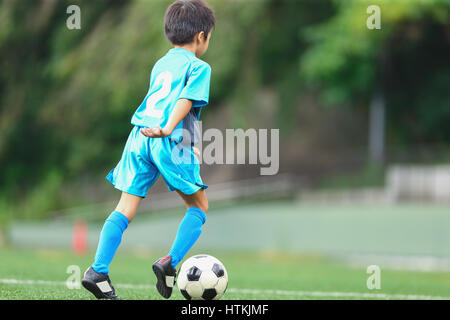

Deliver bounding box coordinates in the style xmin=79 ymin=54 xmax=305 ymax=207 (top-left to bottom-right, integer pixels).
xmin=143 ymin=71 xmax=172 ymax=118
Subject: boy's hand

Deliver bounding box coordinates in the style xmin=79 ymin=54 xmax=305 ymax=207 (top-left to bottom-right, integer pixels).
xmin=140 ymin=126 xmax=171 ymax=138
xmin=140 ymin=99 xmax=193 ymax=138
xmin=193 ymin=146 xmax=201 ymax=159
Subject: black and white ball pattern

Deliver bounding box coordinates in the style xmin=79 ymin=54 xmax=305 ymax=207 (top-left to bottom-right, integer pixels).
xmin=177 ymin=254 xmax=228 ymax=300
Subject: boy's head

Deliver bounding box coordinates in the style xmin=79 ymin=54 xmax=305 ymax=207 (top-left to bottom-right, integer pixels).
xmin=164 ymin=0 xmax=215 ymax=56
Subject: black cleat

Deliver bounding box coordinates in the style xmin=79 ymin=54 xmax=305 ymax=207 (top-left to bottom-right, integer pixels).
xmin=81 ymin=266 xmax=120 ymax=300
xmin=152 ymin=256 xmax=177 ymax=299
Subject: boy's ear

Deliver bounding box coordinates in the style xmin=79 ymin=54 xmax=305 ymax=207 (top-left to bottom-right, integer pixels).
xmin=198 ymin=31 xmax=207 ymax=41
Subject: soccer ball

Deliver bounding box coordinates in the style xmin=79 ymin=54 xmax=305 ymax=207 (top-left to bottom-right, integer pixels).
xmin=177 ymin=254 xmax=228 ymax=300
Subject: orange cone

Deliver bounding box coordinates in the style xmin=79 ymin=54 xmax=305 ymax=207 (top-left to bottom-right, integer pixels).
xmin=72 ymin=220 xmax=88 ymax=255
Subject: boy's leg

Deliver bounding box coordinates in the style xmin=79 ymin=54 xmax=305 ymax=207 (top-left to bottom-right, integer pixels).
xmin=92 ymin=192 xmax=143 ymax=274
xmin=82 ymin=192 xmax=142 ymax=299
xmin=168 ymin=189 xmax=208 ymax=267
xmin=83 ymin=125 xmax=158 ymax=299
xmin=152 ymin=189 xmax=208 ymax=299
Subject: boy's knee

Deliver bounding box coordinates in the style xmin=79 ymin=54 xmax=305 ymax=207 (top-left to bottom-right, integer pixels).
xmin=201 ymin=200 xmax=208 ymax=214
xmin=197 ymin=196 xmax=208 ymax=214
xmin=115 ymin=192 xmax=143 ymax=222
xmin=114 ymin=208 xmax=134 ymax=223
xmin=188 ymin=203 xmax=208 ymax=215
xmin=189 ymin=199 xmax=208 ymax=214
xmin=179 ymin=189 xmax=208 ymax=214
xmin=114 ymin=204 xmax=136 ymax=222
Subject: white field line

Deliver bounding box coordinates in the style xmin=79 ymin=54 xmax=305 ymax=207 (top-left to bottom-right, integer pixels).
xmin=0 ymin=278 xmax=449 ymax=300
xmin=226 ymin=288 xmax=450 ymax=300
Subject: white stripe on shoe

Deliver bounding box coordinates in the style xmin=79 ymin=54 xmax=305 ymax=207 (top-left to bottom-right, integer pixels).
xmin=165 ymin=276 xmax=175 ymax=288
xmin=96 ymin=280 xmax=113 ymax=293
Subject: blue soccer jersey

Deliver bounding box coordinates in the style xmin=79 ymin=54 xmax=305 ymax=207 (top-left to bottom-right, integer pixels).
xmin=131 ymin=48 xmax=211 ymax=143
xmin=107 ymin=48 xmax=211 ymax=197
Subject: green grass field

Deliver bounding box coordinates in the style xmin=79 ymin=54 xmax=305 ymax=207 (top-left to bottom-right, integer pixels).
xmin=1 ymin=248 xmax=450 ymax=300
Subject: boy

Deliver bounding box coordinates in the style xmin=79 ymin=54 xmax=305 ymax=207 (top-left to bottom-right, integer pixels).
xmin=81 ymin=0 xmax=215 ymax=300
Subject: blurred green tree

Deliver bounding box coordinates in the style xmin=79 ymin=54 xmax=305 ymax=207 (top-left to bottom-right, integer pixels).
xmin=0 ymin=0 xmax=448 ymax=223
xmin=300 ymin=0 xmax=450 ymax=152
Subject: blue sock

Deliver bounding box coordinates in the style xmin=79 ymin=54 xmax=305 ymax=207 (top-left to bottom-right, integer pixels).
xmin=92 ymin=211 xmax=129 ymax=274
xmin=169 ymin=207 xmax=206 ymax=268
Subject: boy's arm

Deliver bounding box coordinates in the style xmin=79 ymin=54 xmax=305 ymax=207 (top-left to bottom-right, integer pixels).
xmin=140 ymin=98 xmax=193 ymax=138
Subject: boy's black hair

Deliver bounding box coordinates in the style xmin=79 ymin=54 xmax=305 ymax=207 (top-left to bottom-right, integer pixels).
xmin=164 ymin=0 xmax=216 ymax=45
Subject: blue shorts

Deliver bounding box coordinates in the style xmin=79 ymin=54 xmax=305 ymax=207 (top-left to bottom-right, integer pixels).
xmin=106 ymin=126 xmax=208 ymax=198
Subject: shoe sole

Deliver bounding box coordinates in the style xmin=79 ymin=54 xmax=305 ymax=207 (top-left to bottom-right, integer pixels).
xmin=152 ymin=263 xmax=173 ymax=299
xmin=81 ymin=279 xmax=108 ymax=299
xmin=82 ymin=279 xmax=120 ymax=300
